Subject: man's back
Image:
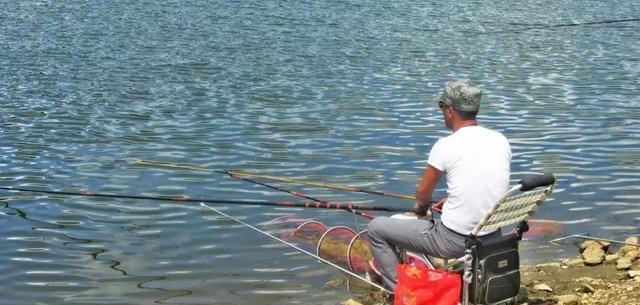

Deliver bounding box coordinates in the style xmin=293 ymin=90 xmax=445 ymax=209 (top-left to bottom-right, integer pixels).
xmin=427 ymin=125 xmax=511 ymax=235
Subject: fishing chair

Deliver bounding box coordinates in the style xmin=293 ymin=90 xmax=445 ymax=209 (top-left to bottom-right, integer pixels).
xmin=409 ymin=173 xmax=556 ymax=305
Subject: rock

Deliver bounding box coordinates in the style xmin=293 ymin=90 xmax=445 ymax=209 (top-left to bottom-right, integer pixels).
xmin=565 ymin=258 xmax=585 ymax=267
xmin=575 ymin=276 xmax=596 ymax=283
xmin=605 ymin=254 xmax=619 ymax=263
xmin=533 ymin=283 xmax=553 ymax=292
xmin=629 ymin=270 xmax=640 ymax=278
xmin=576 ymin=283 xmax=595 ymax=293
xmin=619 ymin=236 xmax=639 ymax=255
xmin=616 ymin=258 xmax=633 ymax=270
xmin=624 ymin=250 xmax=639 ymax=260
xmin=325 ymin=278 xmax=346 ymax=288
xmin=343 ymin=299 xmax=363 ymax=305
xmin=583 ymin=245 xmax=606 ymax=265
xmin=556 ymin=294 xmax=579 ymax=305
xmin=626 ymin=236 xmax=639 ymax=246
xmin=536 ymin=262 xmax=562 ymax=270
xmin=580 ymin=240 xmax=609 ymax=252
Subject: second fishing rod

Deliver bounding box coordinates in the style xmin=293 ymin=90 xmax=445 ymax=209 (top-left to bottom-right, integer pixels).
xmin=0 ymin=186 xmax=415 ymax=214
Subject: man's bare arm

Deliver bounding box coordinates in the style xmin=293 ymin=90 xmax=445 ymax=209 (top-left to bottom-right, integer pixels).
xmin=414 ymin=165 xmax=442 ymax=215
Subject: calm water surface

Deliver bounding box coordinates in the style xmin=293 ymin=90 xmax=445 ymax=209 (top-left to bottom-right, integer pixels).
xmin=1 ymin=1 xmax=639 ymax=304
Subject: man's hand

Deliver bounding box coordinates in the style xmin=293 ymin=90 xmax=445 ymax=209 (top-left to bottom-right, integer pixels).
xmin=431 ymin=198 xmax=446 ymax=213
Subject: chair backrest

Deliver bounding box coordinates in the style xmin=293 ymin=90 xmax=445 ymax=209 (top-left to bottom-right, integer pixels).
xmin=471 ymin=177 xmax=556 ymax=236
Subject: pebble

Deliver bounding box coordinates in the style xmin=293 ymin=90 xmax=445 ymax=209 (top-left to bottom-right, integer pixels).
xmin=619 ymin=237 xmax=639 ymax=255
xmin=556 ymin=294 xmax=579 ymax=305
xmin=605 ymin=254 xmax=618 ymax=263
xmin=580 ymin=240 xmax=609 ymax=252
xmin=583 ymin=246 xmax=606 ymax=266
xmin=536 ymin=262 xmax=562 ymax=269
xmin=616 ymin=258 xmax=633 ymax=270
xmin=577 ymin=284 xmax=595 ymax=293
xmin=565 ymin=258 xmax=585 ymax=267
xmin=625 ymin=250 xmax=639 ymax=260
xmin=534 ymin=283 xmax=553 ymax=292
xmin=575 ymin=276 xmax=596 ymax=283
xmin=343 ymin=299 xmax=363 ymax=305
xmin=625 ymin=236 xmax=639 ymax=246
xmin=325 ymin=278 xmax=346 ymax=288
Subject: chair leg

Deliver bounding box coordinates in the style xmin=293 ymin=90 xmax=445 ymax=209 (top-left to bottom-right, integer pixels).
xmin=462 ymin=249 xmax=473 ymax=305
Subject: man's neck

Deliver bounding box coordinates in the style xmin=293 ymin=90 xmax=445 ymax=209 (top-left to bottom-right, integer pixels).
xmin=451 ymin=119 xmax=477 ymax=132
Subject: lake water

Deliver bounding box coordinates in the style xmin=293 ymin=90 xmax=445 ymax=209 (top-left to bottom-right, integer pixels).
xmin=1 ymin=1 xmax=639 ymax=304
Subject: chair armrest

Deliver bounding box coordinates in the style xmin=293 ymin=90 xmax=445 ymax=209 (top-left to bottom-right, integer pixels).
xmin=519 ymin=173 xmax=555 ymax=191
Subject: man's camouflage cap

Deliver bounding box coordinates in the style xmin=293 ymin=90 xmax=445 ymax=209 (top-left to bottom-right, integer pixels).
xmin=434 ymin=80 xmax=482 ymax=112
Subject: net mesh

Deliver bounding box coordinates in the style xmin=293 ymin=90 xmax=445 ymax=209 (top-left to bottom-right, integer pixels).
xmin=293 ymin=220 xmax=329 ymax=244
xmin=317 ymin=226 xmax=357 ymax=268
xmin=261 ymin=215 xmax=328 ymax=246
xmin=262 ymin=215 xmax=379 ymax=276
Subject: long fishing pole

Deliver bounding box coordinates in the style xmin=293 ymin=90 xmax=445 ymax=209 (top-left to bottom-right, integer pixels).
xmin=482 ymin=17 xmax=640 ymax=35
xmin=0 ymin=187 xmax=414 ymax=213
xmin=226 ymin=170 xmax=415 ymax=200
xmin=128 ymin=159 xmax=415 ymax=200
xmin=44 ymin=156 xmax=415 ymax=200
xmin=199 ymin=203 xmax=391 ymax=293
xmin=225 ymin=172 xmax=376 ymax=220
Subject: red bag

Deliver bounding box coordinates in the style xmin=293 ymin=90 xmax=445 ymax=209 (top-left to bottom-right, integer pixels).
xmin=394 ymin=264 xmax=461 ymax=305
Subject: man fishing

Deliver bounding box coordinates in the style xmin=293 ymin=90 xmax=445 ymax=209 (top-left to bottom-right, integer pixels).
xmin=368 ymin=80 xmax=512 ymax=295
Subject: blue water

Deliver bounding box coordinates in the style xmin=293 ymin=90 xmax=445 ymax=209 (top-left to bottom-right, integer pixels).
xmin=1 ymin=1 xmax=639 ymax=304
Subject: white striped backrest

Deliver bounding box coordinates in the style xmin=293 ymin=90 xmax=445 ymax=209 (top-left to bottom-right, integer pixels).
xmin=475 ymin=184 xmax=555 ymax=233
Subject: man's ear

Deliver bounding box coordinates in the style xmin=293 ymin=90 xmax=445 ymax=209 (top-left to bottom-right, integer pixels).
xmin=445 ymin=106 xmax=454 ymax=118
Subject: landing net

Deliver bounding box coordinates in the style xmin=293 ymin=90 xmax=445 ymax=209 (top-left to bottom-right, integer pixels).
xmin=262 ymin=214 xmax=380 ymax=277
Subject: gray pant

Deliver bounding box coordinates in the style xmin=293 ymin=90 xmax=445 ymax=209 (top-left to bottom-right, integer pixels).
xmin=368 ymin=216 xmax=498 ymax=291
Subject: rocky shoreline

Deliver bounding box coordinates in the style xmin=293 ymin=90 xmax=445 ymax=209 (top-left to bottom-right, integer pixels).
xmin=520 ymin=236 xmax=640 ymax=305
xmin=344 ymin=237 xmax=640 ymax=305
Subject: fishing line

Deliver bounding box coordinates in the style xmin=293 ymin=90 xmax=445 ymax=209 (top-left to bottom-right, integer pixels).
xmin=199 ymin=203 xmax=391 ymax=293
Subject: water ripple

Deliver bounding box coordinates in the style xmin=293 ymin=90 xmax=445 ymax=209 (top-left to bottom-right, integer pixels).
xmin=1 ymin=0 xmax=639 ymax=304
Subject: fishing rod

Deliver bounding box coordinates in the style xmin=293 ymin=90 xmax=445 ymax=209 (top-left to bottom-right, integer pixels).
xmin=225 ymin=172 xmax=376 ymax=220
xmin=485 ymin=17 xmax=640 ymax=35
xmin=226 ymin=170 xmax=415 ymax=200
xmin=199 ymin=203 xmax=391 ymax=293
xmin=42 ymin=156 xmax=415 ymax=201
xmin=0 ymin=186 xmax=414 ymax=213
xmin=128 ymin=159 xmax=415 ymax=200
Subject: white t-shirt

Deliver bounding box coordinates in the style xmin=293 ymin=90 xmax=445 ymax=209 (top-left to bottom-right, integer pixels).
xmin=427 ymin=126 xmax=511 ymax=235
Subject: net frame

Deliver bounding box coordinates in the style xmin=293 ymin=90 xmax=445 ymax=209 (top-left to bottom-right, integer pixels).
xmin=293 ymin=220 xmax=329 ymax=242
xmin=316 ymin=226 xmax=357 ymax=268
xmin=347 ymin=230 xmax=374 ymax=273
